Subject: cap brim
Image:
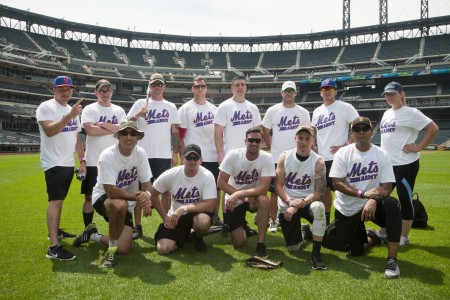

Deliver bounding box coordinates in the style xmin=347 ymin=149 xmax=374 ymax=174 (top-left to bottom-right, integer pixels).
xmin=382 ymin=89 xmax=399 ymax=95
xmin=54 ymin=84 xmax=75 ymax=88
xmin=184 ymin=150 xmax=201 ymax=158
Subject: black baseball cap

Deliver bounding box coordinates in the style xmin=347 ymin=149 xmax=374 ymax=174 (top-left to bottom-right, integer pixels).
xmin=351 ymin=117 xmax=373 ymax=130
xmin=184 ymin=144 xmax=201 ymax=158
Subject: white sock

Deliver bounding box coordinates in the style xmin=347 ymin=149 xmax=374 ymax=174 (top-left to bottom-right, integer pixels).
xmin=109 ymin=240 xmax=117 ymax=247
xmin=91 ymin=233 xmax=102 ymax=242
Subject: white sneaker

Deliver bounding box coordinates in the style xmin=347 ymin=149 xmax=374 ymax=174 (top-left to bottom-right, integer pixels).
xmin=268 ymin=219 xmax=278 ymax=232
xmin=400 ymin=236 xmax=410 ymax=246
xmin=384 ymin=257 xmax=400 ymax=279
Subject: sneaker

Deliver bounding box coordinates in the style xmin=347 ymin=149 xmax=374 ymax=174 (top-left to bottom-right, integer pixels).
xmin=384 ymin=257 xmax=400 ymax=278
xmin=48 ymin=228 xmax=76 ymax=240
xmin=268 ymin=219 xmax=279 ymax=233
xmin=366 ymin=228 xmax=385 ymax=246
xmin=253 ymin=215 xmax=258 ymax=225
xmin=301 ymin=224 xmax=313 ymax=241
xmin=244 ymin=224 xmax=258 ymax=237
xmin=102 ymin=246 xmax=118 ymax=268
xmin=46 ymin=244 xmax=76 ymax=260
xmin=400 ymin=236 xmax=410 ymax=246
xmin=132 ymin=225 xmax=143 ymax=240
xmin=376 ymin=229 xmax=387 ymax=239
xmin=311 ymin=254 xmax=327 ymax=270
xmin=256 ymin=243 xmax=268 ymax=258
xmin=73 ymin=223 xmax=98 ymax=247
xmin=220 ymin=224 xmax=229 ymax=238
xmin=192 ymin=234 xmax=208 ymax=252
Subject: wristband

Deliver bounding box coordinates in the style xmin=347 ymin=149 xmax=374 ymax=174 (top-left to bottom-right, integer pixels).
xmin=217 ymin=151 xmax=224 ymax=157
xmin=98 ymin=122 xmax=104 ymax=128
xmin=79 ymin=157 xmax=86 ymax=163
xmin=357 ymin=189 xmax=364 ymax=198
xmin=134 ymin=113 xmax=141 ymax=119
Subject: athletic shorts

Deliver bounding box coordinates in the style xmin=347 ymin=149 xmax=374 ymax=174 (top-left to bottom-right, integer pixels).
xmin=201 ymin=161 xmax=220 ymax=182
xmin=325 ymin=160 xmax=334 ymax=189
xmin=154 ymin=212 xmax=198 ymax=247
xmin=93 ymin=194 xmax=133 ymax=227
xmin=227 ymin=202 xmax=253 ymax=232
xmin=44 ymin=166 xmax=74 ymax=201
xmin=279 ymin=206 xmax=314 ymax=246
xmin=80 ymin=166 xmax=98 ymax=196
xmin=148 ymin=158 xmax=171 ymax=181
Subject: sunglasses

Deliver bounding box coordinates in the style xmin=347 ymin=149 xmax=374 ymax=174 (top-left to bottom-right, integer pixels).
xmin=120 ymin=131 xmax=139 ymax=137
xmin=150 ymin=82 xmax=164 ymax=87
xmin=352 ymin=126 xmax=371 ymax=133
xmin=247 ymin=138 xmax=262 ymax=144
xmin=321 ymin=87 xmax=336 ymax=92
xmin=193 ymin=85 xmax=207 ymax=89
xmin=185 ymin=155 xmax=200 ymax=161
xmin=283 ymin=89 xmax=296 ymax=94
xmin=97 ymin=89 xmax=112 ymax=94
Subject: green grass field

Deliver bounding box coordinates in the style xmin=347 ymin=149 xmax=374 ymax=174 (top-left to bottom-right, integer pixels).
xmin=1 ymin=152 xmax=449 ymax=299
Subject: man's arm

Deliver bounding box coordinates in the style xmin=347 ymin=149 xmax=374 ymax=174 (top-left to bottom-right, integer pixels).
xmin=171 ymin=124 xmax=180 ymax=166
xmin=214 ymin=124 xmax=225 ymax=163
xmin=312 ymin=158 xmax=327 ymax=203
xmin=274 ymin=152 xmax=288 ymax=202
xmin=262 ymin=127 xmax=272 ymax=150
xmin=39 ymin=99 xmax=83 ymax=137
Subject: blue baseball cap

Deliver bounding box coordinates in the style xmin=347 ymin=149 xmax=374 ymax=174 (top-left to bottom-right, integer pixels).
xmin=319 ymin=79 xmax=337 ymax=89
xmin=382 ymin=82 xmax=403 ymax=95
xmin=53 ymin=76 xmax=75 ymax=88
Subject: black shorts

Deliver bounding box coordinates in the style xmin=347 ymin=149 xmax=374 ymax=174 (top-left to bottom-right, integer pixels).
xmin=279 ymin=207 xmax=314 ymax=246
xmin=44 ymin=166 xmax=74 ymax=201
xmin=227 ymin=202 xmax=253 ymax=232
xmin=154 ymin=212 xmax=197 ymax=247
xmin=93 ymin=194 xmax=133 ymax=227
xmin=81 ymin=166 xmax=98 ymax=196
xmin=201 ymin=161 xmax=220 ymax=182
xmin=148 ymin=158 xmax=171 ymax=181
xmin=325 ymin=160 xmax=334 ymax=189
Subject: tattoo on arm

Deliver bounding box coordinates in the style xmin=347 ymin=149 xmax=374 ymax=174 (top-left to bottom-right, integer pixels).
xmin=314 ymin=161 xmax=327 ymax=201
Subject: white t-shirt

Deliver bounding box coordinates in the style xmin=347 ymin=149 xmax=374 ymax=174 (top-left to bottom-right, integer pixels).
xmin=92 ymin=144 xmax=152 ymax=213
xmin=127 ymin=98 xmax=181 ymax=159
xmin=219 ymin=148 xmax=275 ymax=207
xmin=153 ymin=165 xmax=217 ymax=216
xmin=311 ymin=100 xmax=359 ymax=161
xmin=178 ymin=99 xmax=218 ymax=162
xmin=81 ymin=102 xmax=126 ymax=166
xmin=330 ymin=144 xmax=395 ymax=217
xmin=36 ymin=98 xmax=81 ymax=171
xmin=277 ymin=149 xmax=322 ymax=213
xmin=214 ymin=98 xmax=262 ymax=154
xmin=262 ymin=103 xmax=311 ymax=163
xmin=380 ymin=106 xmax=432 ymax=166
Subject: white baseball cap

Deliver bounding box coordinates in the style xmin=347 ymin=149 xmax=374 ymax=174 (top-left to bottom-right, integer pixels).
xmin=281 ymin=81 xmax=297 ymax=92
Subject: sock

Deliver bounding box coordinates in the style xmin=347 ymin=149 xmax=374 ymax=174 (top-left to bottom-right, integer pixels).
xmin=91 ymin=233 xmax=102 ymax=242
xmin=109 ymin=240 xmax=117 ymax=247
xmin=223 ymin=212 xmax=228 ymax=225
xmin=213 ymin=211 xmax=219 ymax=222
xmin=83 ymin=212 xmax=94 ymax=227
xmin=325 ymin=212 xmax=330 ymax=226
xmin=312 ymin=241 xmax=322 ymax=256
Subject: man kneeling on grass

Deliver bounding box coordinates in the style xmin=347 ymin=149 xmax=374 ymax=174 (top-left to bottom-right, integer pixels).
xmin=72 ymin=120 xmax=153 ymax=267
xmin=150 ymin=144 xmax=217 ymax=254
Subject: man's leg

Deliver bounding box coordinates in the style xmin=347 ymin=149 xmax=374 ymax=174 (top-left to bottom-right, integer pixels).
xmin=83 ymin=195 xmax=94 ymax=227
xmin=47 ymin=200 xmax=63 ymax=247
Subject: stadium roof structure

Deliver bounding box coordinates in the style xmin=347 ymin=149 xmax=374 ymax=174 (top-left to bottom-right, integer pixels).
xmin=1 ymin=4 xmax=450 ymax=51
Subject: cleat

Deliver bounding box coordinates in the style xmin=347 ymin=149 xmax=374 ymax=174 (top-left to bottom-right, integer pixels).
xmin=73 ymin=223 xmax=98 ymax=247
xmin=132 ymin=225 xmax=143 ymax=240
xmin=366 ymin=228 xmax=386 ymax=245
xmin=384 ymin=257 xmax=400 ymax=278
xmin=268 ymin=219 xmax=279 ymax=233
xmin=102 ymin=246 xmax=118 ymax=268
xmin=244 ymin=224 xmax=258 ymax=237
xmin=311 ymin=254 xmax=327 ymax=270
xmin=301 ymin=224 xmax=313 ymax=241
xmin=46 ymin=244 xmax=76 ymax=260
xmin=256 ymin=243 xmax=268 ymax=258
xmin=192 ymin=234 xmax=208 ymax=252
xmin=400 ymin=236 xmax=410 ymax=246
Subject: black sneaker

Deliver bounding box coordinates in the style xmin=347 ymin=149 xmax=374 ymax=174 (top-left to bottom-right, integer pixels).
xmin=311 ymin=254 xmax=327 ymax=270
xmin=46 ymin=244 xmax=76 ymax=260
xmin=132 ymin=225 xmax=143 ymax=240
xmin=301 ymin=224 xmax=313 ymax=241
xmin=48 ymin=228 xmax=76 ymax=240
xmin=244 ymin=224 xmax=258 ymax=237
xmin=221 ymin=224 xmax=229 ymax=238
xmin=192 ymin=234 xmax=208 ymax=252
xmin=256 ymin=243 xmax=268 ymax=258
xmin=366 ymin=228 xmax=385 ymax=246
xmin=384 ymin=257 xmax=400 ymax=279
xmin=73 ymin=223 xmax=98 ymax=247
